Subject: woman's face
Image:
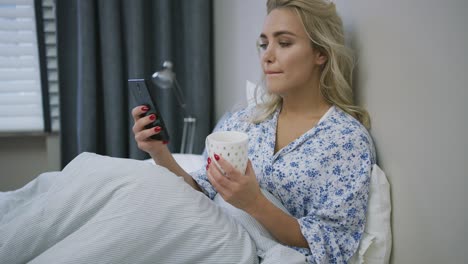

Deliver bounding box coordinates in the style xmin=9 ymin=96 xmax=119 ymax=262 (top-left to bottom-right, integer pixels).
xmin=259 ymin=8 xmax=326 ymax=96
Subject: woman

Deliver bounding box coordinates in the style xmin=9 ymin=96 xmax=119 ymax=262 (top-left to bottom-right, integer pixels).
xmin=132 ymin=0 xmax=375 ymax=263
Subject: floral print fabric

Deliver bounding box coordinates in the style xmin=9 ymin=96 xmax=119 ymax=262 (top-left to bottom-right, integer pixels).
xmin=191 ymin=105 xmax=376 ymax=263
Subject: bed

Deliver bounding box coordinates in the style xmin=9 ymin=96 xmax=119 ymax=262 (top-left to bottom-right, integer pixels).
xmin=0 ymin=82 xmax=391 ymax=263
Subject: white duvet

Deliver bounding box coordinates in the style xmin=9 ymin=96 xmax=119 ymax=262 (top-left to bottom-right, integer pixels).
xmin=0 ymin=152 xmax=305 ymax=264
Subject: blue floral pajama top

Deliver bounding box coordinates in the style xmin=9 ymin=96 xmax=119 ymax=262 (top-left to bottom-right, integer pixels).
xmin=191 ymin=105 xmax=376 ymax=263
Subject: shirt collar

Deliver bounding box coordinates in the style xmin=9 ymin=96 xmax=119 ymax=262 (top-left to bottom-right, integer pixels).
xmin=266 ymin=105 xmax=336 ymax=161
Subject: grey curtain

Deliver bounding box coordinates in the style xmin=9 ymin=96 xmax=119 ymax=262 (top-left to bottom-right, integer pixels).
xmin=56 ymin=0 xmax=213 ymax=167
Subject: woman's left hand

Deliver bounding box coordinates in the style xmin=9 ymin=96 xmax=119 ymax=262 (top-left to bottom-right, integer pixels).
xmin=206 ymin=155 xmax=263 ymax=213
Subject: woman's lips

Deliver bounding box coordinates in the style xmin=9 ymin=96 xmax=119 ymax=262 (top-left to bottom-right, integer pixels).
xmin=265 ymin=71 xmax=283 ymax=75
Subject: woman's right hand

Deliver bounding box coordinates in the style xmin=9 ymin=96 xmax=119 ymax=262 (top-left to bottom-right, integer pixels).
xmin=132 ymin=106 xmax=199 ymax=190
xmin=131 ymin=105 xmax=169 ymax=157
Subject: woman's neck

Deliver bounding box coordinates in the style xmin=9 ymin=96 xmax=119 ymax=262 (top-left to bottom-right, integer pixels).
xmin=279 ymin=85 xmax=331 ymax=119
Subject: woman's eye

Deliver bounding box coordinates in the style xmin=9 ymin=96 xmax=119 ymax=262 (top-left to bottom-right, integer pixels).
xmin=279 ymin=42 xmax=291 ymax=47
xmin=258 ymin=43 xmax=268 ymax=50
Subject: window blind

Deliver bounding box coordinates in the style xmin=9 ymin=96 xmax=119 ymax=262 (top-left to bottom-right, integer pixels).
xmin=0 ymin=0 xmax=44 ymax=132
xmin=42 ymin=0 xmax=59 ymax=131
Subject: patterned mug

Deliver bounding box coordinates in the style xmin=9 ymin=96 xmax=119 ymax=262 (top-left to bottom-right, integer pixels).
xmin=205 ymin=131 xmax=249 ymax=174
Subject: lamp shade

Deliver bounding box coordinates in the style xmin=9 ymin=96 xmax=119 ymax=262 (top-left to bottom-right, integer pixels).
xmin=151 ymin=61 xmax=175 ymax=89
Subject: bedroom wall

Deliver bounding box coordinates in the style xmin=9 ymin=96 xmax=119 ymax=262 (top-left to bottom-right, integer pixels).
xmin=336 ymin=1 xmax=468 ymax=263
xmin=213 ymin=0 xmax=266 ymax=121
xmin=0 ymin=134 xmax=60 ymax=191
xmin=214 ymin=0 xmax=468 ymax=263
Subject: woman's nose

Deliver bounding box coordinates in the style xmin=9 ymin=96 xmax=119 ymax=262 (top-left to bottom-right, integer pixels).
xmin=262 ymin=46 xmax=274 ymax=64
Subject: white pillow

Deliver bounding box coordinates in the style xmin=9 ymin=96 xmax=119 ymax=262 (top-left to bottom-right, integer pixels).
xmin=350 ymin=164 xmax=392 ymax=264
xmin=172 ymin=153 xmax=205 ymax=173
xmin=246 ymin=80 xmax=266 ymax=106
xmin=246 ymin=80 xmax=258 ymax=106
xmin=146 ymin=154 xmax=205 ymax=174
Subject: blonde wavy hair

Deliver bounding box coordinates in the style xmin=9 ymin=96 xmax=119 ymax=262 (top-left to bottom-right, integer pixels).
xmin=252 ymin=0 xmax=371 ymax=129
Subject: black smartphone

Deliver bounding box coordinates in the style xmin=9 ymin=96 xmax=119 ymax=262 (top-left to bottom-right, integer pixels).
xmin=128 ymin=78 xmax=170 ymax=142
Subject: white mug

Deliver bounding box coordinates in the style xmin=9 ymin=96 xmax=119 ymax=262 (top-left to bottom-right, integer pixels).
xmin=205 ymin=131 xmax=249 ymax=174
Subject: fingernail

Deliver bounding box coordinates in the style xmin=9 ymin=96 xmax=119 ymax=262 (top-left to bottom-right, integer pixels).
xmin=214 ymin=154 xmax=220 ymax=161
xmin=141 ymin=106 xmax=149 ymax=112
xmin=206 ymin=164 xmax=209 ymax=170
xmin=154 ymin=126 xmax=161 ymax=132
xmin=149 ymin=114 xmax=156 ymax=120
xmin=207 ymin=157 xmax=211 ymax=164
xmin=163 ymin=141 xmax=169 ymax=145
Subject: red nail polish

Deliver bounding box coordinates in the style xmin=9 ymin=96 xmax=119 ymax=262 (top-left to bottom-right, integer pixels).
xmin=149 ymin=114 xmax=156 ymax=120
xmin=207 ymin=157 xmax=211 ymax=164
xmin=206 ymin=164 xmax=209 ymax=170
xmin=214 ymin=154 xmax=220 ymax=161
xmin=154 ymin=126 xmax=161 ymax=132
xmin=163 ymin=141 xmax=169 ymax=145
xmin=141 ymin=106 xmax=149 ymax=112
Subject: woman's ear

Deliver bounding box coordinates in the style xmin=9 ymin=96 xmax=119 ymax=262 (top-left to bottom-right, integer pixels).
xmin=315 ymin=51 xmax=328 ymax=66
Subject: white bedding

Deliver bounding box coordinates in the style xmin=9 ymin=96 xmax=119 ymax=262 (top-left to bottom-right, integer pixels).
xmin=0 ymin=152 xmax=305 ymax=264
